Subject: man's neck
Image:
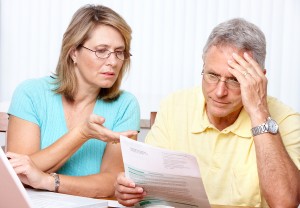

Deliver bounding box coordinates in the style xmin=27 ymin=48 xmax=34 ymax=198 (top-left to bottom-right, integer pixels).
xmin=207 ymin=109 xmax=242 ymax=131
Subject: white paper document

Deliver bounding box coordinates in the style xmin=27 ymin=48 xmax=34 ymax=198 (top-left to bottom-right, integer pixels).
xmin=120 ymin=136 xmax=210 ymax=208
xmin=26 ymin=188 xmax=108 ymax=208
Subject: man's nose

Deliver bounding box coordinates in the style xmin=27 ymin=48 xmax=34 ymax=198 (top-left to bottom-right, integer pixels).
xmin=215 ymin=80 xmax=228 ymax=97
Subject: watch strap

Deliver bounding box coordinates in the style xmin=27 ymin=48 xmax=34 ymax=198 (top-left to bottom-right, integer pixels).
xmin=251 ymin=123 xmax=268 ymax=136
xmin=50 ymin=173 xmax=60 ymax=192
xmin=251 ymin=117 xmax=279 ymax=136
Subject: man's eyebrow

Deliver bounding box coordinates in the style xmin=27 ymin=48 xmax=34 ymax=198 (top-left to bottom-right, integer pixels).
xmin=226 ymin=74 xmax=237 ymax=78
xmin=204 ymin=69 xmax=220 ymax=76
xmin=206 ymin=69 xmax=237 ymax=79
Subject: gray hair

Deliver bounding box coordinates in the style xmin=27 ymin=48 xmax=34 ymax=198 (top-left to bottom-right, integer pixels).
xmin=202 ymin=18 xmax=266 ymax=68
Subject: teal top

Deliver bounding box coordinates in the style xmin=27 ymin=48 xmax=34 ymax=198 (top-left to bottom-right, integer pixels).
xmin=8 ymin=76 xmax=140 ymax=176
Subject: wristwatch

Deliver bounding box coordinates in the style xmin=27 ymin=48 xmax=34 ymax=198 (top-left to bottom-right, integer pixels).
xmin=251 ymin=117 xmax=279 ymax=136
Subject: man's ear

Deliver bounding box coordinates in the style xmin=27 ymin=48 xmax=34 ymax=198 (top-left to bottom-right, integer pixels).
xmin=263 ymin=69 xmax=267 ymax=75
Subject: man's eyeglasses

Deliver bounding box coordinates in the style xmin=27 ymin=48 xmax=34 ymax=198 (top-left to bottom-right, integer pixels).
xmin=81 ymin=45 xmax=131 ymax=61
xmin=201 ymin=71 xmax=240 ymax=89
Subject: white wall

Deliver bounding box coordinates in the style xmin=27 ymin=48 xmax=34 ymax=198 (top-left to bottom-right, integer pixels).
xmin=1 ymin=0 xmax=300 ymax=119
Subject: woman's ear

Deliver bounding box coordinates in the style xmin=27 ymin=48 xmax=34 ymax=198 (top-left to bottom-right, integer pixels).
xmin=70 ymin=48 xmax=78 ymax=64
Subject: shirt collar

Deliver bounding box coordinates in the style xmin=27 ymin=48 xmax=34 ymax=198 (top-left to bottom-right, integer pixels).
xmin=191 ymin=91 xmax=252 ymax=138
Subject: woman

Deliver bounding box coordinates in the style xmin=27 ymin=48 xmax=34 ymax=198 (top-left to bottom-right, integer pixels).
xmin=6 ymin=4 xmax=140 ymax=198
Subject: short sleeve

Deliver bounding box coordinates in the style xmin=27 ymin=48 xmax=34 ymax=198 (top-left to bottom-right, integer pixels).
xmin=8 ymin=79 xmax=42 ymax=126
xmin=269 ymin=97 xmax=300 ymax=170
xmin=145 ymin=95 xmax=172 ymax=149
xmin=279 ymin=113 xmax=300 ymax=170
xmin=112 ymin=92 xmax=140 ymax=132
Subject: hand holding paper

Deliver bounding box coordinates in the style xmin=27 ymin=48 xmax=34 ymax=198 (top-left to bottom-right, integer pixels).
xmin=120 ymin=136 xmax=210 ymax=208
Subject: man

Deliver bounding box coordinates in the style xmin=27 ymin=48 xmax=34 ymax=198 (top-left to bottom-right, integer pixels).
xmin=115 ymin=18 xmax=300 ymax=207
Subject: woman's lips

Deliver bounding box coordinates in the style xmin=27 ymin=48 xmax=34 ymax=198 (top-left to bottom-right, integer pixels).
xmin=100 ymin=72 xmax=115 ymax=77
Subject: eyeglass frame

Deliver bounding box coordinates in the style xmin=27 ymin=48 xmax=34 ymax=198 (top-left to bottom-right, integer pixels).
xmin=201 ymin=70 xmax=240 ymax=89
xmin=80 ymin=45 xmax=132 ymax=61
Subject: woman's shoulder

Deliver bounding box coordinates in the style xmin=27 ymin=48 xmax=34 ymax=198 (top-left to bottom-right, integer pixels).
xmin=12 ymin=76 xmax=57 ymax=101
xmin=16 ymin=76 xmax=55 ymax=91
xmin=118 ymin=90 xmax=138 ymax=100
xmin=9 ymin=76 xmax=58 ymax=122
xmin=98 ymin=90 xmax=139 ymax=109
xmin=102 ymin=90 xmax=138 ymax=104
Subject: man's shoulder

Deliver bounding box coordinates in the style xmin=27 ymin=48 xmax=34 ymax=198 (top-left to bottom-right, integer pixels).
xmin=158 ymin=86 xmax=203 ymax=113
xmin=268 ymin=96 xmax=299 ymax=120
xmin=164 ymin=86 xmax=202 ymax=101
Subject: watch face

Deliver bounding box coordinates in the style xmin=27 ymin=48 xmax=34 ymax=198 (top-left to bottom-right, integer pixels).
xmin=267 ymin=118 xmax=279 ymax=134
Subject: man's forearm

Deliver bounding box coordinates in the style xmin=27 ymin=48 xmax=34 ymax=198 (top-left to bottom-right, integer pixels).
xmin=254 ymin=133 xmax=300 ymax=207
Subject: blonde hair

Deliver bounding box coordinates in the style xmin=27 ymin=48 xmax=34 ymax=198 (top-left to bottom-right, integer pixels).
xmin=54 ymin=4 xmax=132 ymax=101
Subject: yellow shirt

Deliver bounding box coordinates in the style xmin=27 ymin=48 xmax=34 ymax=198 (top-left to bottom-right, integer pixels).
xmin=145 ymin=87 xmax=300 ymax=207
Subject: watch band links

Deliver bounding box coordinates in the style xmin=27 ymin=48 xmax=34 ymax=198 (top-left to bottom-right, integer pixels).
xmin=251 ymin=124 xmax=267 ymax=136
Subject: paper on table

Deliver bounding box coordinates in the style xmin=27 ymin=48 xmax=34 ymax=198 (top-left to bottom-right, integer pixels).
xmin=107 ymin=199 xmax=126 ymax=207
xmin=120 ymin=136 xmax=210 ymax=208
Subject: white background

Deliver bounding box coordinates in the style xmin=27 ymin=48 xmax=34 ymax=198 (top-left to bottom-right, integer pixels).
xmin=1 ymin=0 xmax=300 ymax=119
